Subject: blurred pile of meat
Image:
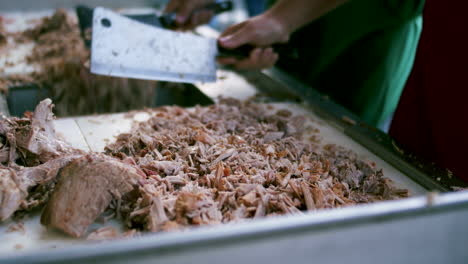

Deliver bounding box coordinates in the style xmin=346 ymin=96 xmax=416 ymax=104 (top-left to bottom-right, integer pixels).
xmin=0 ymin=9 xmax=157 ymax=116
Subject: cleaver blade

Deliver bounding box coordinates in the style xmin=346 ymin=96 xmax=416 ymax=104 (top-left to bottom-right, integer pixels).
xmin=91 ymin=7 xmax=218 ymax=83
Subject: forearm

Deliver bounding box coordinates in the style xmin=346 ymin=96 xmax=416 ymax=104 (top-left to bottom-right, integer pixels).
xmin=265 ymin=0 xmax=351 ymax=36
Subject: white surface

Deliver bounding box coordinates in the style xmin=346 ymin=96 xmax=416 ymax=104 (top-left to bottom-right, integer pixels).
xmin=0 ymin=43 xmax=37 ymax=77
xmin=0 ymin=10 xmax=55 ymax=32
xmin=53 ymin=118 xmax=90 ymax=152
xmin=0 ymin=212 xmax=123 ymax=254
xmin=197 ymin=70 xmax=258 ymax=102
xmin=0 ymin=10 xmax=55 ymax=77
xmin=63 ymin=102 xmax=428 ymax=194
xmin=73 ymin=112 xmax=151 ymax=152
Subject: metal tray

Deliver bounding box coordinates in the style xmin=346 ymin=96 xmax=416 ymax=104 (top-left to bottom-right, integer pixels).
xmin=1 ymin=191 xmax=467 ymax=264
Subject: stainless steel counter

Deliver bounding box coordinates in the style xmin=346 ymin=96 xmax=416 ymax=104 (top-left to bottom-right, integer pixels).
xmin=1 ymin=191 xmax=468 ymax=264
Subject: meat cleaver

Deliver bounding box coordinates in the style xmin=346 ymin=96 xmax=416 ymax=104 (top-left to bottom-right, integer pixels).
xmin=91 ymin=7 xmax=221 ymax=83
xmin=76 ymin=1 xmax=233 ymax=47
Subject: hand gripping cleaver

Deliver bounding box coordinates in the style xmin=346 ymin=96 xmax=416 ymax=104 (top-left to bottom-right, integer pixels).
xmin=91 ymin=7 xmax=219 ymax=83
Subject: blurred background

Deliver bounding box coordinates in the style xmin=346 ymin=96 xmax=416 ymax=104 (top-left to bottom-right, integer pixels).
xmin=0 ymin=0 xmax=268 ymax=117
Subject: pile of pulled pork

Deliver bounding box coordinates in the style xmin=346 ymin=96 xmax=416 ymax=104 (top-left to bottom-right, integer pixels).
xmin=0 ymin=99 xmax=408 ymax=239
xmin=1 ymin=9 xmax=157 ymax=115
xmin=0 ymin=99 xmax=82 ymax=221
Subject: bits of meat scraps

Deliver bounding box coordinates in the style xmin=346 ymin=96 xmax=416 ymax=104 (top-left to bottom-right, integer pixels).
xmin=0 ymin=17 xmax=6 ymax=47
xmin=87 ymin=226 xmax=119 ymax=241
xmin=6 ymin=221 xmax=25 ymax=234
xmin=14 ymin=244 xmax=23 ymax=250
xmin=86 ymin=226 xmax=138 ymax=241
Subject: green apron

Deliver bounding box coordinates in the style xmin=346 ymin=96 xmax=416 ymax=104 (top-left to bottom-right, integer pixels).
xmin=272 ymin=0 xmax=425 ymax=127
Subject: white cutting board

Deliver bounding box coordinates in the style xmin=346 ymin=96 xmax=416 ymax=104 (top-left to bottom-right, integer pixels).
xmin=57 ymin=103 xmax=426 ymax=193
xmin=58 ymin=102 xmax=428 ymax=194
xmin=57 ymin=102 xmax=426 ymax=197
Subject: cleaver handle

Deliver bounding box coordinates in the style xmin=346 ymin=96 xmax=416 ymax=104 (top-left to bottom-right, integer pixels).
xmin=204 ymin=0 xmax=234 ymax=14
xmin=217 ymin=43 xmax=298 ymax=60
xmin=161 ymin=0 xmax=234 ymax=28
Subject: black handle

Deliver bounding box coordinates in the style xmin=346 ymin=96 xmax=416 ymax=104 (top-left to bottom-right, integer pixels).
xmin=217 ymin=43 xmax=298 ymax=60
xmin=204 ymin=0 xmax=234 ymax=13
xmin=217 ymin=44 xmax=255 ymax=58
xmin=126 ymin=14 xmax=162 ymax=27
xmin=161 ymin=0 xmax=233 ymax=28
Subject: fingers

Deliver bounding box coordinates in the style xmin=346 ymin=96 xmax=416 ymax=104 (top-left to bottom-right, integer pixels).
xmin=220 ymin=21 xmax=246 ymax=38
xmin=216 ymin=56 xmax=238 ymax=65
xmin=183 ymin=9 xmax=214 ymax=30
xmin=195 ymin=9 xmax=214 ymax=25
xmin=236 ymin=47 xmax=278 ymax=70
xmin=247 ymin=47 xmax=278 ymax=69
xmin=262 ymin=48 xmax=279 ymax=67
xmin=164 ymin=0 xmax=214 ymax=26
xmin=217 ymin=47 xmax=279 ymax=70
xmin=175 ymin=1 xmax=198 ymax=24
xmin=164 ymin=0 xmax=182 ymax=13
xmin=218 ymin=23 xmax=253 ymax=49
xmin=234 ymin=48 xmax=262 ymax=69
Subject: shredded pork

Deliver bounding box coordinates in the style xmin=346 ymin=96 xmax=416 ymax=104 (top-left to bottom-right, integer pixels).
xmin=105 ymin=99 xmax=408 ymax=232
xmin=0 ymin=99 xmax=409 ymax=237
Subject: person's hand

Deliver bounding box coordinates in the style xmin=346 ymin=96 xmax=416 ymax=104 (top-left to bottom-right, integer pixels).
xmin=164 ymin=0 xmax=216 ymax=30
xmin=217 ymin=14 xmax=290 ymax=70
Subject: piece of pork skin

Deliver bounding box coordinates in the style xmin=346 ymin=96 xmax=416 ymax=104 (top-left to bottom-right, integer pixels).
xmin=16 ymin=98 xmax=74 ymax=162
xmin=0 ymin=169 xmax=23 ymax=221
xmin=41 ymin=155 xmax=144 ymax=237
xmin=0 ymin=155 xmax=79 ymax=221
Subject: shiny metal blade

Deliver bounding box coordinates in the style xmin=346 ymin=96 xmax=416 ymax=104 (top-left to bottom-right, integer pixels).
xmin=91 ymin=7 xmax=217 ymax=83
